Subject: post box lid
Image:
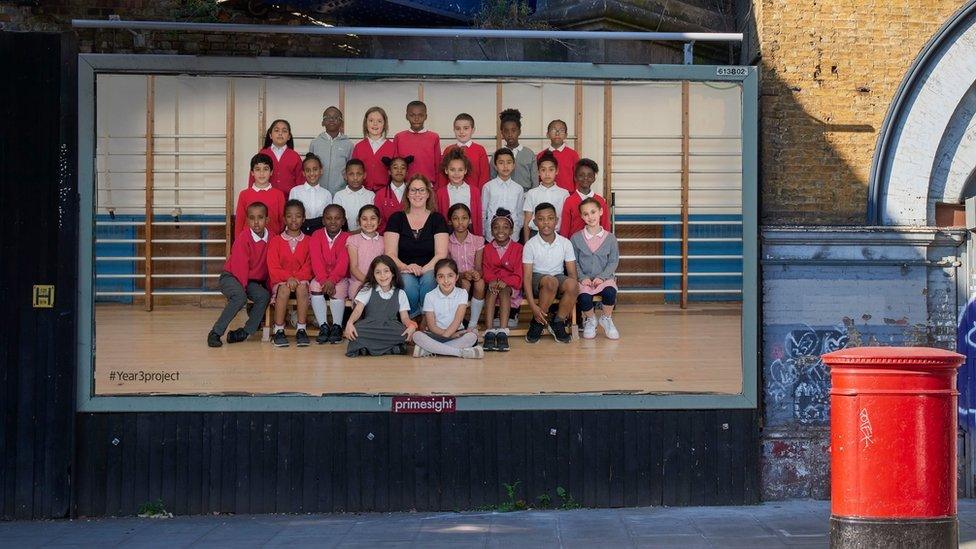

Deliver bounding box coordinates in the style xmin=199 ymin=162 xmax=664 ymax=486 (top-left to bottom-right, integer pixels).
xmin=822 ymin=346 xmax=963 ymax=368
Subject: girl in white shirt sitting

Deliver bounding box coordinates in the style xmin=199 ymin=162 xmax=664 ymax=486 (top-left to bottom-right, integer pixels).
xmin=412 ymin=258 xmax=485 ymax=359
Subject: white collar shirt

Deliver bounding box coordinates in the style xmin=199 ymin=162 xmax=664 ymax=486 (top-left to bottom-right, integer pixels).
xmin=422 ymin=286 xmax=469 ymax=330
xmin=333 ymin=186 xmax=376 ymax=231
xmin=270 ymin=144 xmax=286 ymax=160
xmin=368 ymin=137 xmax=388 ymax=153
xmin=251 ymin=229 xmax=269 ymax=243
xmin=523 ymin=233 xmax=575 ymax=276
xmin=482 ymin=177 xmax=525 ymax=237
xmin=523 ymin=184 xmax=570 ymax=231
xmin=446 ymin=182 xmax=471 ymax=210
xmin=289 ymin=182 xmax=333 ymax=219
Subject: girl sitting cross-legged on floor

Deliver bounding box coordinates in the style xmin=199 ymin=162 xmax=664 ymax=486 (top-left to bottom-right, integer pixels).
xmin=412 ymin=258 xmax=485 ymax=359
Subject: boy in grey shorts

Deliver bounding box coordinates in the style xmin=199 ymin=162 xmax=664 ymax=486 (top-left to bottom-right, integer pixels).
xmin=522 ymin=202 xmax=579 ymax=344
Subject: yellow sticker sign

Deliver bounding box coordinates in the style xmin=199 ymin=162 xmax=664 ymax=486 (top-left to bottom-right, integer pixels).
xmin=32 ymin=285 xmax=55 ymax=308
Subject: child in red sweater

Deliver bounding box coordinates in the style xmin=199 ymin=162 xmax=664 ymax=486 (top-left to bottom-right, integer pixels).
xmin=481 ymin=208 xmax=523 ymax=352
xmin=251 ymin=119 xmax=305 ymax=196
xmin=374 ymin=155 xmax=411 ymax=234
xmin=393 ymin=101 xmax=441 ymax=185
xmin=559 ymin=158 xmax=611 ymax=238
xmin=435 ymin=147 xmax=483 ymax=237
xmin=208 ymin=202 xmax=271 ymax=347
xmin=267 ymin=200 xmax=313 ymax=348
xmin=437 ymin=113 xmax=490 ymax=192
xmin=537 ymin=119 xmax=580 ymax=194
xmin=310 ymin=203 xmax=350 ymax=345
xmin=235 ymin=153 xmax=285 ymax=236
xmin=352 ymin=106 xmax=397 ymax=192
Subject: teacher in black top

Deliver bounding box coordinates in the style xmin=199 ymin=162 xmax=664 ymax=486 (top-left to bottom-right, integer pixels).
xmin=383 ymin=174 xmax=450 ymax=318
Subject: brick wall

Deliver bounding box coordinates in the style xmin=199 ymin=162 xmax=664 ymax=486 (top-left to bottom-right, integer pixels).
xmin=755 ymin=0 xmax=962 ymax=225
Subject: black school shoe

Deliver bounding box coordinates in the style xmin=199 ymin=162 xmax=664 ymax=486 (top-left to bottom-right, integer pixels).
xmin=550 ymin=317 xmax=572 ymax=344
xmin=272 ymin=329 xmax=289 ymax=348
xmin=207 ymin=331 xmax=223 ymax=348
xmin=316 ymin=326 xmax=330 ymax=344
xmin=328 ymin=323 xmax=343 ymax=344
xmin=526 ymin=320 xmax=545 ymax=343
xmin=295 ymin=329 xmax=310 ymax=347
xmin=483 ymin=331 xmax=497 ymax=352
xmin=496 ymin=332 xmax=511 ymax=352
xmin=227 ymin=328 xmax=249 ymax=344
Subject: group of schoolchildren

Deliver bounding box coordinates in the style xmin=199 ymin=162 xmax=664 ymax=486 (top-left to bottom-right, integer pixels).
xmin=208 ymin=100 xmax=621 ymax=359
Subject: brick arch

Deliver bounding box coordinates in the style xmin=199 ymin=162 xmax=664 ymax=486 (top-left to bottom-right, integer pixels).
xmin=869 ymin=0 xmax=976 ymax=226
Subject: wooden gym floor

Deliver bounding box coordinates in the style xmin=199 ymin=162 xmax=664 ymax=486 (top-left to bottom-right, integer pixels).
xmin=93 ymin=303 xmax=743 ymax=396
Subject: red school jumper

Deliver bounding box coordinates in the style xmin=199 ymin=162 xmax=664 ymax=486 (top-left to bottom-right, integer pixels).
xmin=309 ymin=230 xmax=350 ymax=286
xmin=437 ymin=142 xmax=491 ymax=193
xmin=393 ymin=129 xmax=441 ymax=186
xmin=352 ymin=138 xmax=397 ymax=192
xmin=482 ymin=240 xmax=523 ymax=290
xmin=266 ymin=233 xmax=313 ymax=287
xmin=435 ymin=183 xmax=483 ymax=237
xmin=559 ymin=192 xmax=611 ymax=238
xmin=224 ymin=232 xmax=269 ymax=288
xmin=249 ymin=147 xmax=305 ymax=196
xmin=374 ymin=184 xmax=406 ymax=234
xmin=537 ymin=146 xmax=580 ymax=194
xmin=234 ymin=186 xmax=286 ymax=236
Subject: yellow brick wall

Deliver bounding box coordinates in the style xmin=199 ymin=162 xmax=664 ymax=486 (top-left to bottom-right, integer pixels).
xmin=757 ymin=0 xmax=964 ymax=224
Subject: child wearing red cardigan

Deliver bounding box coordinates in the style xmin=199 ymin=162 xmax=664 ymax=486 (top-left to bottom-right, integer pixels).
xmin=309 ymin=203 xmax=351 ymax=345
xmin=267 ymin=200 xmax=314 ymax=348
xmin=250 ymin=119 xmax=305 ymax=196
xmin=208 ymin=202 xmax=271 ymax=348
xmin=393 ymin=101 xmax=441 ymax=185
xmin=352 ymin=106 xmax=398 ymax=192
xmin=235 ymin=153 xmax=285 ymax=236
xmin=559 ymin=159 xmax=611 ymax=238
xmin=537 ymin=119 xmax=580 ymax=194
xmin=435 ymin=147 xmax=483 ymax=237
xmin=374 ymin=155 xmax=411 ymax=234
xmin=481 ymin=208 xmax=524 ymax=353
xmin=436 ymin=113 xmax=490 ymax=192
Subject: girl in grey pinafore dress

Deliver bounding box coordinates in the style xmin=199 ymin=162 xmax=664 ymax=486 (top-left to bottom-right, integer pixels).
xmin=345 ymin=255 xmax=415 ymax=357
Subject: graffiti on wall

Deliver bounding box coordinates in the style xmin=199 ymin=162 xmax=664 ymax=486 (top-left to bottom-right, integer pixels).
xmin=765 ymin=324 xmax=849 ymax=425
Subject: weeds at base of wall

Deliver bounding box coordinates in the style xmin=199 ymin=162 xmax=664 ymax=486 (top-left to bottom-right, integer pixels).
xmin=479 ymin=481 xmax=582 ymax=512
xmin=137 ymin=499 xmax=173 ymax=519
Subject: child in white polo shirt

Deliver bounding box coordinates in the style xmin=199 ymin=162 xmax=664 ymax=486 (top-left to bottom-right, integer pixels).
xmin=412 ymin=258 xmax=485 ymax=359
xmin=522 ymin=202 xmax=579 ymax=344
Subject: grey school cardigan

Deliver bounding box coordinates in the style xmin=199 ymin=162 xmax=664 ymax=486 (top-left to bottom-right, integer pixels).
xmin=491 ymin=146 xmax=539 ymax=192
xmin=570 ymin=231 xmax=620 ymax=280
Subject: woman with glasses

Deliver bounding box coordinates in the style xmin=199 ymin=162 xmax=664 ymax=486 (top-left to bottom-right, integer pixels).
xmin=383 ymin=175 xmax=450 ymax=319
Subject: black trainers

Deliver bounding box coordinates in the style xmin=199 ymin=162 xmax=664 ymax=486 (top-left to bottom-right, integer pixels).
xmin=483 ymin=331 xmax=497 ymax=352
xmin=227 ymin=328 xmax=248 ymax=344
xmin=272 ymin=329 xmax=289 ymax=348
xmin=295 ymin=329 xmax=310 ymax=347
xmin=316 ymin=325 xmax=330 ymax=344
xmin=328 ymin=323 xmax=343 ymax=344
xmin=526 ymin=320 xmax=545 ymax=343
xmin=550 ymin=317 xmax=572 ymax=344
xmin=207 ymin=331 xmax=222 ymax=348
xmin=496 ymin=332 xmax=510 ymax=351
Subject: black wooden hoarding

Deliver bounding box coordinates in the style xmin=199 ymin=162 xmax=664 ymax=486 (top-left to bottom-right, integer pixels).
xmin=0 ymin=31 xmax=79 ymax=520
xmin=74 ymin=410 xmax=759 ymax=516
xmin=0 ymin=32 xmax=760 ymax=520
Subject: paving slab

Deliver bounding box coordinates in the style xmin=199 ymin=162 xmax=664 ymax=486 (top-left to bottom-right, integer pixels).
xmin=15 ymin=499 xmax=976 ymax=548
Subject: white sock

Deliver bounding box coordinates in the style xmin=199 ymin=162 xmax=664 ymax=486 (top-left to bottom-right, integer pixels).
xmin=311 ymin=295 xmax=328 ymax=327
xmin=274 ymin=324 xmax=284 ymax=332
xmin=329 ymin=299 xmax=345 ymax=326
xmin=297 ymin=323 xmax=306 ymax=330
xmin=469 ymin=298 xmax=484 ymax=328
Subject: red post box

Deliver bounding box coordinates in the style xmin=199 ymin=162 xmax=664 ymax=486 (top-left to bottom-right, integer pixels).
xmin=823 ymin=346 xmax=963 ymax=548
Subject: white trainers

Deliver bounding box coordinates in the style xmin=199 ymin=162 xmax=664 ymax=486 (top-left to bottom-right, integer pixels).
xmin=413 ymin=345 xmax=433 ymax=357
xmin=582 ymin=316 xmax=597 ymax=339
xmin=460 ymin=346 xmax=485 ymax=359
xmin=599 ymin=316 xmax=620 ymax=340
